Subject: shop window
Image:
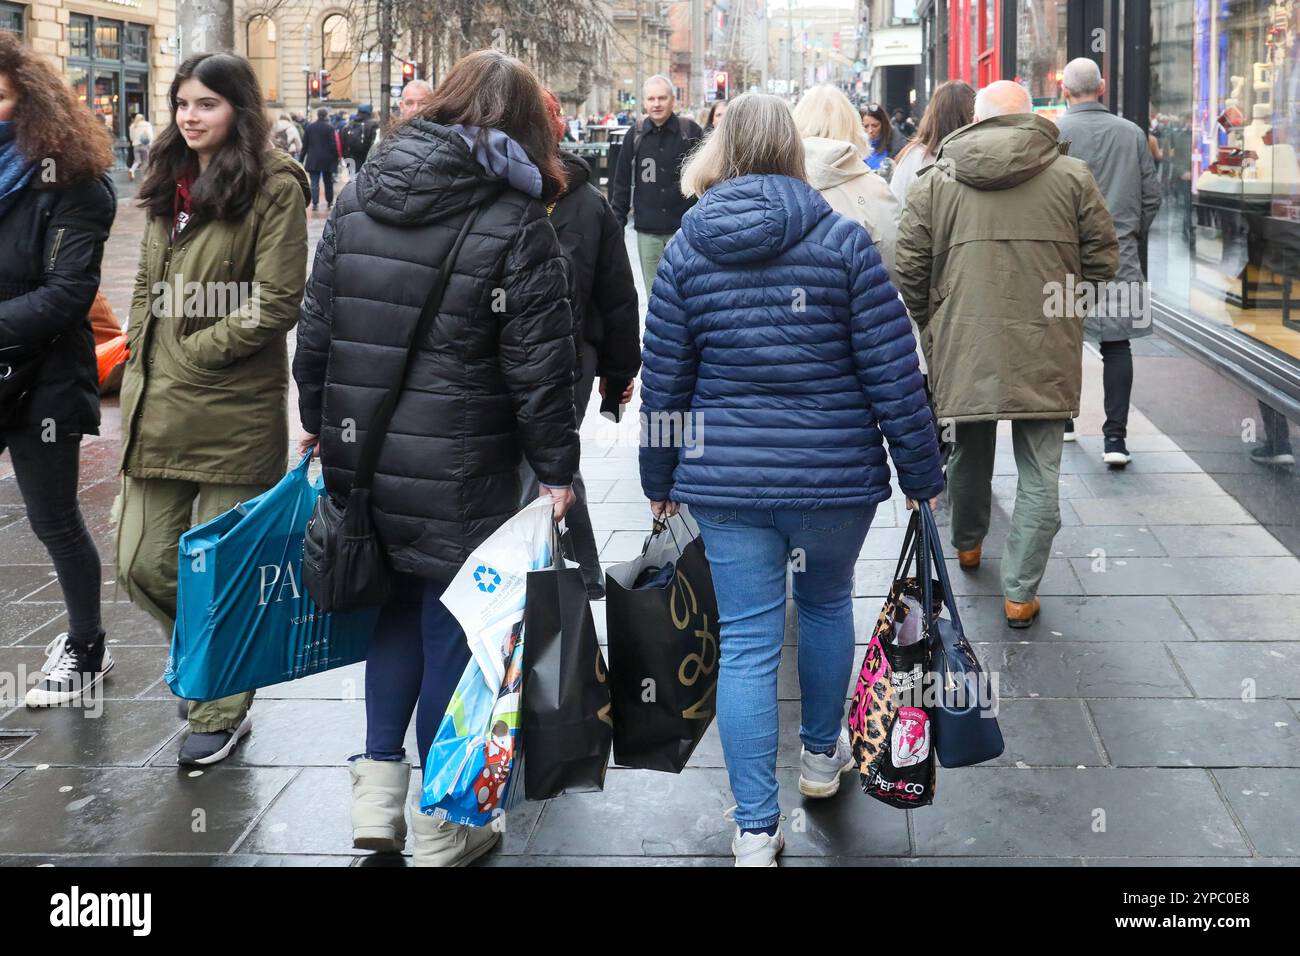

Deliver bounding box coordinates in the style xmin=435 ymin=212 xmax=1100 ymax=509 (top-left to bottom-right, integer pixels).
xmin=247 ymin=15 xmax=279 ymax=103
xmin=69 ymin=13 xmax=91 ymax=56
xmin=322 ymin=13 xmax=354 ymax=102
xmin=1150 ymin=0 xmax=1300 ymax=365
xmin=96 ymin=20 xmax=121 ymax=61
xmin=1015 ymin=0 xmax=1067 ymax=117
xmin=125 ymin=24 xmax=148 ymax=63
xmin=0 ymin=2 xmax=23 ymax=36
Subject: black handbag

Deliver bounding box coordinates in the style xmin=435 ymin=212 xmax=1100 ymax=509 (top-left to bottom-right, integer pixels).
xmin=0 ymin=341 xmax=50 ymax=414
xmin=916 ymin=505 xmax=1005 ymax=768
xmin=302 ymin=204 xmax=483 ymax=612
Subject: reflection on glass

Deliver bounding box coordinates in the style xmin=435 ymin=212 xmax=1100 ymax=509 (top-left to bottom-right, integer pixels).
xmin=69 ymin=14 xmax=90 ymax=57
xmin=96 ymin=21 xmax=121 ymax=61
xmin=1151 ymin=0 xmax=1300 ymax=365
xmin=0 ymin=1 xmax=22 ymax=36
xmin=1016 ymin=0 xmax=1068 ymax=119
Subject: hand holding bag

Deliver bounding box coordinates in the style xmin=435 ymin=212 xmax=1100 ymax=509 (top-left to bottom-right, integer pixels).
xmin=303 ymin=203 xmax=484 ymax=612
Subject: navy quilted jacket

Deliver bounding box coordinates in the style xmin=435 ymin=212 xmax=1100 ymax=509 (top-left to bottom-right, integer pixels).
xmin=639 ymin=174 xmax=944 ymax=509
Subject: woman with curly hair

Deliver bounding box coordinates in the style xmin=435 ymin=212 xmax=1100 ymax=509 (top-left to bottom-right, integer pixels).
xmin=118 ymin=52 xmax=309 ymax=765
xmin=0 ymin=33 xmax=117 ymax=708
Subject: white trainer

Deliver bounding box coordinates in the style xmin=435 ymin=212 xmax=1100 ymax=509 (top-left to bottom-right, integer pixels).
xmin=732 ymin=826 xmax=785 ymax=867
xmin=798 ymin=727 xmax=855 ymax=797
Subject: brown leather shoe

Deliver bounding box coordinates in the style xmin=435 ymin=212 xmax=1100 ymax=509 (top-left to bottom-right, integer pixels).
xmin=957 ymin=543 xmax=982 ymax=570
xmin=1005 ymin=597 xmax=1041 ymax=629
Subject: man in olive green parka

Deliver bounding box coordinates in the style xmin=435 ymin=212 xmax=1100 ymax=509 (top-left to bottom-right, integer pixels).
xmin=895 ymin=81 xmax=1118 ymax=628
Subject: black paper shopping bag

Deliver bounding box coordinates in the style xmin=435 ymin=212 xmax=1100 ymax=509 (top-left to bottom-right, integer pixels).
xmin=605 ymin=515 xmax=719 ymax=773
xmin=520 ymin=566 xmax=613 ymax=799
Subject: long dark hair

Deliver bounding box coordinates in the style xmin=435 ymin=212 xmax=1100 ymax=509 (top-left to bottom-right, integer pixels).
xmin=899 ymin=81 xmax=975 ymax=163
xmin=0 ymin=32 xmax=113 ymax=186
xmin=417 ymin=49 xmax=566 ymax=201
xmin=137 ymin=52 xmax=269 ymax=222
xmin=859 ymin=103 xmax=892 ymax=154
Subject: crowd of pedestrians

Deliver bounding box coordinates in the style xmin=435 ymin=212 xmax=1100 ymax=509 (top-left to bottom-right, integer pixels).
xmin=4 ymin=31 xmax=1187 ymax=866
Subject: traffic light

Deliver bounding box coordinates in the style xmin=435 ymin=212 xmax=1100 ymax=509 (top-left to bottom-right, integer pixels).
xmin=308 ymin=74 xmax=320 ymax=98
xmin=714 ymin=71 xmax=728 ymax=101
xmin=401 ymin=61 xmax=415 ymax=86
xmin=319 ymin=71 xmax=331 ymax=100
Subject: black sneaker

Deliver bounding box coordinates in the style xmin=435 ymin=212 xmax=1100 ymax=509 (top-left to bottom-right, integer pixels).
xmin=1063 ymin=419 xmax=1076 ymax=442
xmin=1103 ymin=438 xmax=1131 ymax=468
xmin=24 ymin=634 xmax=113 ymax=707
xmin=1250 ymin=444 xmax=1295 ymax=468
xmin=178 ymin=714 xmax=253 ymax=766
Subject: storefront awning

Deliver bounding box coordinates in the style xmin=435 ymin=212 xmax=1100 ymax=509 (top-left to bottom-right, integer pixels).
xmin=869 ymin=26 xmax=922 ymax=69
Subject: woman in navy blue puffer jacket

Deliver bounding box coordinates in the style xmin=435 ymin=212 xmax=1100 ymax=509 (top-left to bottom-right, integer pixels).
xmin=639 ymin=93 xmax=944 ymax=867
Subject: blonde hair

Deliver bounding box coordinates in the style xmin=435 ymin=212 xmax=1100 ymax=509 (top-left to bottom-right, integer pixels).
xmin=791 ymin=85 xmax=871 ymax=156
xmin=680 ymin=92 xmax=807 ymax=197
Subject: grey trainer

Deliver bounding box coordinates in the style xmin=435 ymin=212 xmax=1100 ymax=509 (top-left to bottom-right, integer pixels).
xmin=798 ymin=727 xmax=854 ymax=797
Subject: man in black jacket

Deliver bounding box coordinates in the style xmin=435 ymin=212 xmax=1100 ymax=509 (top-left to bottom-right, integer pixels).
xmin=342 ymin=104 xmax=380 ymax=170
xmin=609 ymin=75 xmax=703 ymax=294
xmin=301 ymin=107 xmax=340 ymax=211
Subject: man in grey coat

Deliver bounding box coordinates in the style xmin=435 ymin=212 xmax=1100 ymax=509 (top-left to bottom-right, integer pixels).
xmin=1056 ymin=57 xmax=1161 ymax=468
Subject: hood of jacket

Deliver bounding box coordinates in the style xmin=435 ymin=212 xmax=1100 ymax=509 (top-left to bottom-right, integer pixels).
xmin=265 ymin=148 xmax=310 ymax=205
xmin=354 ymin=120 xmax=525 ymax=226
xmin=801 ymin=136 xmax=875 ymax=191
xmin=936 ymin=113 xmax=1064 ymax=191
xmin=681 ymin=174 xmax=831 ymax=265
xmin=558 ymin=149 xmax=591 ymax=195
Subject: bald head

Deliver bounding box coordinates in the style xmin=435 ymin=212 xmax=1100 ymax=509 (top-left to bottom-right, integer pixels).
xmin=974 ymin=80 xmax=1033 ymax=121
xmin=1062 ymin=57 xmax=1104 ymax=102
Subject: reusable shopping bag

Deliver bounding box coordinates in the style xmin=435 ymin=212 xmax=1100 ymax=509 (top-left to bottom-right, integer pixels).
xmin=165 ymin=454 xmax=378 ymax=700
xmin=420 ymin=497 xmax=555 ymax=827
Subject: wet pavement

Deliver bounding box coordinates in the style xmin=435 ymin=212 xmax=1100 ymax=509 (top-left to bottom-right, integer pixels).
xmin=1 ymin=173 xmax=1298 ymax=866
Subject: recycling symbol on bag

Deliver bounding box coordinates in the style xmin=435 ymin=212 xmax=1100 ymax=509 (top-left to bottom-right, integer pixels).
xmin=474 ymin=565 xmax=502 ymax=593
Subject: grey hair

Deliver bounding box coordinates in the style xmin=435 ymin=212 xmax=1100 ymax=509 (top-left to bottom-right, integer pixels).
xmin=1062 ymin=57 xmax=1103 ymax=97
xmin=404 ymin=79 xmax=434 ymax=96
xmin=680 ymin=92 xmax=806 ymax=197
xmin=973 ymin=80 xmax=1033 ymax=120
xmin=643 ymin=74 xmax=674 ymax=98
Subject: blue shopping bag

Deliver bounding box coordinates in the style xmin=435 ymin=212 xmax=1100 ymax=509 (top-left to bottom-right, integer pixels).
xmin=165 ymin=454 xmax=379 ymax=700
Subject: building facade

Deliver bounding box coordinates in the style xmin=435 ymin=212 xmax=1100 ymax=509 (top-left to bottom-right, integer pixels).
xmin=2 ymin=0 xmax=178 ymax=151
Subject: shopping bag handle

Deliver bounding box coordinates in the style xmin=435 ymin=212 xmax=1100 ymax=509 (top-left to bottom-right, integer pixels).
xmin=918 ymin=504 xmax=967 ymax=642
xmin=644 ymin=510 xmax=695 ymax=555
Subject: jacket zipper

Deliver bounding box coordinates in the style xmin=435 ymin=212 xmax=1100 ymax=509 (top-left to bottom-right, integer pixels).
xmin=47 ymin=228 xmax=66 ymax=270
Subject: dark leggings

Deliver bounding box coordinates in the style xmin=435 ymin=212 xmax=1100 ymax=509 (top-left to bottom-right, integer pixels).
xmin=1 ymin=430 xmax=103 ymax=651
xmin=364 ymin=572 xmax=472 ymax=768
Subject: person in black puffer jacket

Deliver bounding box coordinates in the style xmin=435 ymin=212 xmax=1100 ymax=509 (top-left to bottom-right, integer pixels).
xmin=294 ymin=50 xmax=579 ymax=868
xmin=0 ymin=34 xmax=117 ymax=709
xmin=520 ymin=89 xmax=641 ymax=598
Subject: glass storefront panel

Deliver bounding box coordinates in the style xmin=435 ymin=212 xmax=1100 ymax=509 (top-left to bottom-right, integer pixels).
xmin=93 ymin=71 xmax=120 ymax=140
xmin=1150 ymin=0 xmax=1300 ymax=365
xmin=1015 ymin=0 xmax=1068 ymax=119
xmin=95 ymin=21 xmax=121 ymax=61
xmin=124 ymin=24 xmax=148 ymax=63
xmin=69 ymin=13 xmax=90 ymax=56
xmin=125 ymin=71 xmax=146 ymax=127
xmin=68 ymin=67 xmax=88 ymax=110
xmin=0 ymin=1 xmax=23 ymax=36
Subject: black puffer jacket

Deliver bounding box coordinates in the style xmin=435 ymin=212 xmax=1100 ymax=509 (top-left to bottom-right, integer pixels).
xmin=551 ymin=151 xmax=641 ymax=382
xmin=295 ymin=120 xmax=579 ymax=583
xmin=0 ymin=173 xmax=116 ymax=433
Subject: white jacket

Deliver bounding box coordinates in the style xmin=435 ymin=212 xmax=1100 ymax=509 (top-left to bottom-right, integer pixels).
xmin=802 ymin=136 xmax=925 ymax=373
xmin=889 ymin=144 xmax=935 ymax=208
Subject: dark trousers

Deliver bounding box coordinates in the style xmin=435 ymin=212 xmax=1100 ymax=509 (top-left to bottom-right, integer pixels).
xmin=1100 ymin=339 xmax=1133 ymax=444
xmin=0 ymin=430 xmax=102 ymax=651
xmin=1260 ymin=401 xmax=1294 ymax=453
xmin=518 ymin=339 xmax=602 ymax=590
xmin=364 ymin=573 xmax=471 ymax=768
xmin=308 ymin=168 xmax=335 ymax=207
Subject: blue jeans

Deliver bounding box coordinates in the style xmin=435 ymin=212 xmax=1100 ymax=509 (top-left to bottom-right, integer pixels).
xmin=691 ymin=504 xmax=877 ymax=830
xmin=364 ymin=573 xmax=471 ymax=768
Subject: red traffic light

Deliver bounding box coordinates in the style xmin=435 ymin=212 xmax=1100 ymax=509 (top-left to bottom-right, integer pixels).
xmin=401 ymin=61 xmax=415 ymax=80
xmin=309 ymin=76 xmax=320 ymax=94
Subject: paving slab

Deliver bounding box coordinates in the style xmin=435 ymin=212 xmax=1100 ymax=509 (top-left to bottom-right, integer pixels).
xmin=1149 ymin=524 xmax=1293 ymax=558
xmin=1071 ymin=496 xmax=1257 ymax=526
xmin=854 ymin=558 xmax=1081 ymax=597
xmin=912 ymin=768 xmax=1249 ymax=857
xmin=953 ymin=595 xmax=1196 ymax=642
xmin=0 ymin=699 xmax=183 ymax=767
xmin=1211 ymin=769 xmax=1300 ymax=856
xmin=0 ymin=766 xmax=295 ymax=855
xmin=1168 ymin=643 xmax=1300 ymax=699
xmin=979 ymin=642 xmax=1191 ymax=698
xmin=1171 ymin=595 xmax=1300 ymax=642
xmin=1088 ymin=699 xmax=1300 ymax=767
